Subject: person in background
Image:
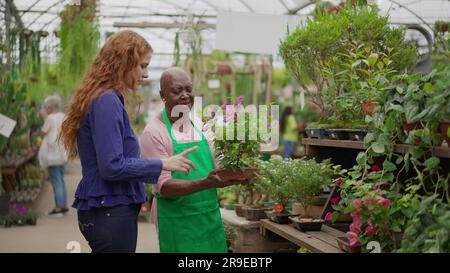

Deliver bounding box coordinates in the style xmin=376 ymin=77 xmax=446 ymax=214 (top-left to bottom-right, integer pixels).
xmin=39 ymin=95 xmax=69 ymax=216
xmin=280 ymin=106 xmax=298 ymax=159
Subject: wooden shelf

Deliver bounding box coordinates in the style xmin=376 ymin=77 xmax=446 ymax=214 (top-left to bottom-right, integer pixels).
xmin=260 ymin=219 xmax=346 ymax=253
xmin=0 ymin=147 xmax=39 ymax=174
xmin=301 ymin=138 xmax=450 ymax=159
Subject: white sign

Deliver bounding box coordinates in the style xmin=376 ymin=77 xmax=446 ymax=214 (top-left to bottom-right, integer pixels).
xmin=216 ymin=11 xmax=306 ymax=55
xmin=208 ymin=79 xmax=221 ymax=89
xmin=0 ymin=113 xmax=17 ymax=138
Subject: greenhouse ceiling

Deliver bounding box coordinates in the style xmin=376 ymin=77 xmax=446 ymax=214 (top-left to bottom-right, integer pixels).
xmin=5 ymin=0 xmax=450 ymax=69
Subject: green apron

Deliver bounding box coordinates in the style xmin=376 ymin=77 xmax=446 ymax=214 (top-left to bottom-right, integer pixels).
xmin=156 ymin=109 xmax=228 ymax=253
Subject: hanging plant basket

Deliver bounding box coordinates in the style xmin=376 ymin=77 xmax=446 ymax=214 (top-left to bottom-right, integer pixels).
xmin=38 ymin=30 xmax=49 ymax=38
xmin=216 ymin=64 xmax=233 ymax=74
xmin=179 ymin=29 xmax=196 ymax=44
xmin=23 ymin=29 xmax=33 ymax=38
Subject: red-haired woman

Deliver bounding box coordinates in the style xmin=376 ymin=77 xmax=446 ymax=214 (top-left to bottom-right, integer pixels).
xmin=60 ymin=30 xmax=197 ymax=253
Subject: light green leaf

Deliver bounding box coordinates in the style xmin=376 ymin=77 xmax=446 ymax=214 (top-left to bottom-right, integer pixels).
xmin=424 ymin=157 xmax=440 ymax=171
xmin=383 ymin=160 xmax=397 ymax=172
xmin=371 ymin=143 xmax=385 ymax=154
xmin=424 ymin=83 xmax=433 ymax=93
xmin=368 ymin=53 xmax=378 ymax=66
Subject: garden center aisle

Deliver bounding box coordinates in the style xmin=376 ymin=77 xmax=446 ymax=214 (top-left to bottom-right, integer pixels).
xmin=0 ymin=159 xmax=160 ymax=253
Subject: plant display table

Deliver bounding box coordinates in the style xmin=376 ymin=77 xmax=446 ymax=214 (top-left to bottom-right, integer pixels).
xmin=220 ymin=208 xmax=297 ymax=253
xmin=260 ymin=219 xmax=346 ymax=253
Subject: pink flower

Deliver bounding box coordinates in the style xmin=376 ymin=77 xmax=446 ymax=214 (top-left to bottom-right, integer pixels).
xmin=371 ymin=165 xmax=381 ymax=172
xmin=347 ymin=231 xmax=361 ymax=247
xmin=351 ymin=208 xmax=362 ymax=218
xmin=235 ymin=96 xmax=244 ymax=107
xmin=372 ymin=185 xmax=381 ymax=190
xmin=377 ymin=198 xmax=391 ymax=208
xmin=352 ymin=198 xmax=362 ymax=208
xmin=365 ymin=225 xmax=380 ymax=236
xmin=331 ymin=197 xmax=341 ymax=205
xmin=350 ymin=216 xmax=362 ymax=233
xmin=324 ymin=212 xmax=333 ymax=221
xmin=336 ymin=177 xmax=343 ymax=187
xmin=362 ymin=196 xmax=375 ymax=207
xmin=17 ymin=206 xmax=26 ymax=216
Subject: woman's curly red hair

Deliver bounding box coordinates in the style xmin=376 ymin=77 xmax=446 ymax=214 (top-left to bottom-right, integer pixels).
xmin=60 ymin=30 xmax=152 ymax=159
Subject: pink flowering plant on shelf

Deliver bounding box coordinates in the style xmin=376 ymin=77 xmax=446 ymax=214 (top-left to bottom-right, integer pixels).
xmin=203 ymin=96 xmax=277 ymax=182
xmin=330 ymin=156 xmax=421 ymax=253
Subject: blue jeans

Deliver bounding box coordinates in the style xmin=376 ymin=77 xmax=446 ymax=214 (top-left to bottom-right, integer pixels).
xmin=77 ymin=204 xmax=141 ymax=253
xmin=283 ymin=140 xmax=296 ymax=159
xmin=48 ymin=165 xmax=67 ymax=209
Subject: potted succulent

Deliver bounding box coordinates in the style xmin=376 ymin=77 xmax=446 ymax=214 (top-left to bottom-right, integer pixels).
xmin=255 ymin=156 xmax=296 ymax=224
xmin=288 ymin=159 xmax=336 ymax=231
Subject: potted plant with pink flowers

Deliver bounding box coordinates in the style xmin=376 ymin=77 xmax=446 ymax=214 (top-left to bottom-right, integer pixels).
xmin=207 ymin=96 xmax=272 ymax=182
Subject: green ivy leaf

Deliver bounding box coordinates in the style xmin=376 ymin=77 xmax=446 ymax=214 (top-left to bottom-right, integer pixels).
xmin=356 ymin=152 xmax=367 ymax=166
xmin=371 ymin=143 xmax=385 ymax=154
xmin=383 ymin=160 xmax=397 ymax=172
xmin=424 ymin=157 xmax=440 ymax=171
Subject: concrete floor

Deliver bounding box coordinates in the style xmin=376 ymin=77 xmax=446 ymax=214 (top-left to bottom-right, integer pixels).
xmin=0 ymin=159 xmax=160 ymax=253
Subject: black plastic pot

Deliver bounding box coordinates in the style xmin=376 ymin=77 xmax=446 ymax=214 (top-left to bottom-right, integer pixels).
xmin=347 ymin=129 xmax=369 ymax=141
xmin=26 ymin=217 xmax=37 ymax=226
xmin=243 ymin=206 xmax=270 ymax=221
xmin=327 ymin=129 xmax=349 ymax=140
xmin=289 ymin=216 xmax=324 ymax=232
xmin=0 ymin=193 xmax=10 ymax=216
xmin=305 ymin=128 xmax=329 ymax=139
xmin=234 ymin=204 xmax=245 ymax=218
xmin=265 ymin=210 xmax=293 ymax=224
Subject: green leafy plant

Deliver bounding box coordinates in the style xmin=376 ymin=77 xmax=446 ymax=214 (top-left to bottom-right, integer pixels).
xmin=398 ymin=194 xmax=450 ymax=253
xmin=254 ymin=156 xmax=295 ymax=212
xmin=279 ymin=5 xmax=416 ymax=114
xmin=288 ymin=158 xmax=338 ymax=217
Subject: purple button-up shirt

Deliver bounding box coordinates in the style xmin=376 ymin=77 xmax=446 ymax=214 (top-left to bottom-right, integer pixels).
xmin=73 ymin=91 xmax=162 ymax=210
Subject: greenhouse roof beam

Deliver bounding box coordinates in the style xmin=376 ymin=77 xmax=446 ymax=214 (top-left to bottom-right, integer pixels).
xmin=113 ymin=21 xmax=215 ymax=29
xmin=239 ymin=0 xmax=255 ymax=12
xmin=19 ymin=0 xmax=42 ymax=15
xmin=278 ymin=0 xmax=293 ymax=13
xmin=8 ymin=0 xmax=24 ymax=29
xmin=289 ymin=0 xmax=314 ymax=14
xmin=25 ymin=0 xmax=64 ymax=29
xmin=200 ymin=0 xmax=219 ymax=11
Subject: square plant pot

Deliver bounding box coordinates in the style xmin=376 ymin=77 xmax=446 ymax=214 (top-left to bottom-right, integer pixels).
xmin=327 ymin=129 xmax=350 ymax=140
xmin=289 ymin=216 xmax=324 ymax=232
xmin=0 ymin=193 xmax=10 ymax=216
xmin=243 ymin=206 xmax=270 ymax=221
xmin=336 ymin=236 xmax=361 ymax=253
xmin=305 ymin=128 xmax=329 ymax=139
xmin=347 ymin=129 xmax=369 ymax=141
xmin=234 ymin=204 xmax=246 ymax=218
xmin=265 ymin=210 xmax=294 ymax=224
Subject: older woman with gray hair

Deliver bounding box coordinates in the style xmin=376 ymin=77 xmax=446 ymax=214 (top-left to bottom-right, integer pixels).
xmin=38 ymin=95 xmax=69 ymax=216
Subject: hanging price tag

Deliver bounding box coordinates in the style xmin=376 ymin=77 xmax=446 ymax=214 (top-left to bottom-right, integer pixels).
xmin=0 ymin=113 xmax=17 ymax=138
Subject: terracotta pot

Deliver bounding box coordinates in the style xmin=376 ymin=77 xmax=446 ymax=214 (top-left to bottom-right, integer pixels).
xmin=436 ymin=22 xmax=449 ymax=32
xmin=336 ymin=236 xmax=361 ymax=253
xmin=439 ymin=120 xmax=450 ymax=145
xmin=362 ymin=102 xmax=377 ymax=114
xmin=215 ymin=168 xmax=256 ymax=182
xmin=403 ymin=122 xmax=424 ymax=145
xmin=216 ymin=64 xmax=232 ymax=74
